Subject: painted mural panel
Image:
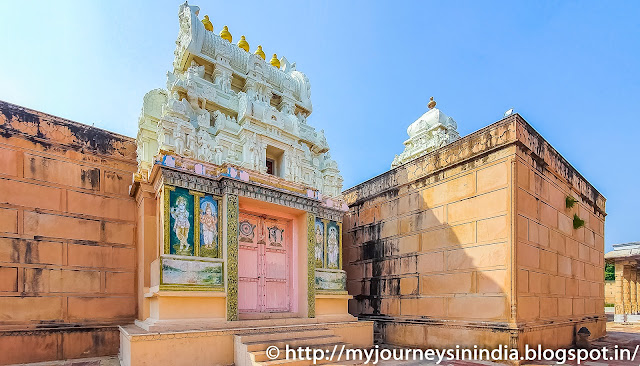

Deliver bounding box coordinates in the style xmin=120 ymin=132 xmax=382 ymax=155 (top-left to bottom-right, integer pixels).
xmin=169 ymin=187 xmax=195 ymax=256
xmin=326 ymin=220 xmax=340 ymax=269
xmin=314 ymin=218 xmax=324 ymax=268
xmin=315 ymin=269 xmax=346 ymax=291
xmin=161 ymin=257 xmax=223 ymax=288
xmin=199 ymin=195 xmax=221 ymax=258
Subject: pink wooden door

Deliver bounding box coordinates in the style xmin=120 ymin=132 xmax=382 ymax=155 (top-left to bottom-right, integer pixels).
xmin=238 ymin=213 xmax=290 ymax=313
xmin=264 ymin=217 xmax=289 ymax=312
xmin=238 ymin=214 xmax=260 ymax=312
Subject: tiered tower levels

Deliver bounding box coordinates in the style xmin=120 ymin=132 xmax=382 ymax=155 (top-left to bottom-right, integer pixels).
xmin=137 ymin=2 xmax=343 ymax=200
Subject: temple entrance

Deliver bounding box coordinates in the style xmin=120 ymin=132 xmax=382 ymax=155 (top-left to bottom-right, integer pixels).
xmin=238 ymin=212 xmax=291 ymax=313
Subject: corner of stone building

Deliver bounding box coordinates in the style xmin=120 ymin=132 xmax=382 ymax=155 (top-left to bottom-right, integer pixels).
xmin=0 ymin=100 xmax=138 ymax=365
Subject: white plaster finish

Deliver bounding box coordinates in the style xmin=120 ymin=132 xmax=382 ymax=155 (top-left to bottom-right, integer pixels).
xmin=136 ymin=2 xmax=343 ymax=199
xmin=391 ymin=106 xmax=461 ymax=168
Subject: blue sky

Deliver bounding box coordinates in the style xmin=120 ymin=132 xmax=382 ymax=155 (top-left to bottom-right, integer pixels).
xmin=1 ymin=1 xmax=638 ymax=250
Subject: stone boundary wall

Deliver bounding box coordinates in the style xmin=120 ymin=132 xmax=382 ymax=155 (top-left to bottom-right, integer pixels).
xmin=0 ymin=101 xmax=138 ymax=364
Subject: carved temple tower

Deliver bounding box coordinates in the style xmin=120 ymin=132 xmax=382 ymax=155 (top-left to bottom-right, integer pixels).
xmin=122 ymin=3 xmax=372 ymax=365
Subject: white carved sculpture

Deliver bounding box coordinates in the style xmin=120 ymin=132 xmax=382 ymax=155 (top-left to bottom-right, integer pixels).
xmin=136 ymin=2 xmax=345 ymax=199
xmin=391 ymin=98 xmax=461 ymax=168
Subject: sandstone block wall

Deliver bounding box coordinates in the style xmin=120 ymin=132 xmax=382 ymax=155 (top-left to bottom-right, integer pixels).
xmin=343 ymin=114 xmax=606 ymax=351
xmin=604 ymin=280 xmax=615 ymax=305
xmin=0 ymin=101 xmax=138 ymax=365
xmin=515 ymin=135 xmax=606 ymax=348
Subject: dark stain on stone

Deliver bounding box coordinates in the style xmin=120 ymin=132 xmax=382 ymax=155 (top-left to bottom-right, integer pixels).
xmin=29 ymin=268 xmax=43 ymax=295
xmin=24 ymin=240 xmax=39 ymax=264
xmin=0 ymin=104 xmax=53 ymax=149
xmin=29 ymin=157 xmax=36 ymax=175
xmin=368 ymin=278 xmax=381 ymax=315
xmin=11 ymin=239 xmax=20 ymax=263
xmin=357 ymin=220 xmax=387 ymax=315
xmin=81 ymin=168 xmax=101 ymax=189
xmin=0 ymin=100 xmax=133 ymax=157
xmin=92 ymin=332 xmax=105 ymax=348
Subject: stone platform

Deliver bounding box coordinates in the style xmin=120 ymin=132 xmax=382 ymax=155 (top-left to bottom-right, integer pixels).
xmin=13 ymin=322 xmax=640 ymax=366
xmin=119 ymin=318 xmax=373 ymax=366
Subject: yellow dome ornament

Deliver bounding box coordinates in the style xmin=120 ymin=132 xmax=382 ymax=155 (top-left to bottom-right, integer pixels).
xmin=237 ymin=36 xmax=249 ymax=52
xmin=270 ymin=53 xmax=280 ymax=69
xmin=219 ymin=25 xmax=232 ymax=43
xmin=254 ymin=45 xmax=266 ymax=60
xmin=201 ymin=15 xmax=213 ymax=31
xmin=427 ymin=96 xmax=437 ymax=109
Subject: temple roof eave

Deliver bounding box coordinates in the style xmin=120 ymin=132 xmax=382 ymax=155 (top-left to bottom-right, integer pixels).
xmin=604 ymin=250 xmax=640 ymax=261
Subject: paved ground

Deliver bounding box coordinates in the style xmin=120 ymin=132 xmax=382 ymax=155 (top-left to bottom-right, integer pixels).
xmin=9 ymin=357 xmax=120 ymax=366
xmin=376 ymin=322 xmax=640 ymax=365
xmin=10 ymin=322 xmax=640 ymax=365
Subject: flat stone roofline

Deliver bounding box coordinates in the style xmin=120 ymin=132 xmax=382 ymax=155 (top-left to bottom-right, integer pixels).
xmin=343 ymin=113 xmax=606 ymax=216
xmin=0 ymin=100 xmax=137 ymax=162
xmin=605 ymin=242 xmax=640 ymax=260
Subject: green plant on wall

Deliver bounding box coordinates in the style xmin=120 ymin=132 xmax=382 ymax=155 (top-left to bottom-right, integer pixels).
xmin=605 ymin=262 xmax=615 ymax=281
xmin=573 ymin=213 xmax=585 ymax=229
xmin=566 ymin=196 xmax=578 ymax=209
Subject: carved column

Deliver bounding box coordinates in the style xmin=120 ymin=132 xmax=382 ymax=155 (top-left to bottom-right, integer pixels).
xmin=307 ymin=212 xmax=316 ymax=318
xmin=226 ymin=194 xmax=239 ymax=321
xmin=615 ymin=261 xmax=625 ymax=315
xmin=624 ymin=264 xmax=632 ymax=314
xmin=631 ymin=267 xmax=638 ymax=314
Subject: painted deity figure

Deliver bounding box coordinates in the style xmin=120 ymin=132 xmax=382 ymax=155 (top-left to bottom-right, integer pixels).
xmin=315 ymin=222 xmax=324 ymax=267
xmin=171 ymin=196 xmax=191 ymax=251
xmin=200 ymin=202 xmax=218 ymax=250
xmin=327 ymin=226 xmax=339 ymax=268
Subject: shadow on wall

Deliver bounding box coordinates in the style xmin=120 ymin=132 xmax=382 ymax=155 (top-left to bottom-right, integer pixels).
xmin=343 ymin=159 xmax=513 ymax=349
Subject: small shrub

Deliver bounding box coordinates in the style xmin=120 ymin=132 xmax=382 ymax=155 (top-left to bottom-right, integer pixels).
xmin=566 ymin=196 xmax=578 ymax=208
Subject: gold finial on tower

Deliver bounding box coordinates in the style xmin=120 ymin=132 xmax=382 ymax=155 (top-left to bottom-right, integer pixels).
xmin=255 ymin=45 xmax=266 ymax=60
xmin=237 ymin=35 xmax=249 ymax=52
xmin=201 ymin=15 xmax=213 ymax=31
xmin=270 ymin=53 xmax=280 ymax=68
xmin=219 ymin=25 xmax=232 ymax=43
xmin=427 ymin=96 xmax=437 ymax=109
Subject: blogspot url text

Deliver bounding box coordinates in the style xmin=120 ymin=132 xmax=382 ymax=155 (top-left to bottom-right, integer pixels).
xmin=264 ymin=344 xmax=639 ymax=365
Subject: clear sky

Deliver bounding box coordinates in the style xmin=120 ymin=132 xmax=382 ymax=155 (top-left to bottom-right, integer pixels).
xmin=1 ymin=1 xmax=638 ymax=251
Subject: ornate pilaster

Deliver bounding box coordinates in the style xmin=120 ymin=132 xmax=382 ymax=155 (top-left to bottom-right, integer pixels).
xmin=190 ymin=190 xmax=204 ymax=257
xmin=226 ymin=194 xmax=239 ymax=321
xmin=307 ymin=212 xmax=316 ymax=318
xmin=163 ymin=185 xmax=176 ymax=255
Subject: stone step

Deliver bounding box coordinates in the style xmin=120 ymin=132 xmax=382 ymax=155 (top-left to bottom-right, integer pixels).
xmin=137 ymin=316 xmax=326 ymax=332
xmin=239 ymin=328 xmax=334 ymax=343
xmin=250 ymin=340 xmax=347 ymax=362
xmin=246 ymin=334 xmax=342 ymax=352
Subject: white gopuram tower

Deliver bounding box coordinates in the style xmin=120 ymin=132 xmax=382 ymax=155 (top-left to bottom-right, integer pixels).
xmin=136 ymin=2 xmax=343 ymax=199
xmin=391 ymin=97 xmax=461 ymax=168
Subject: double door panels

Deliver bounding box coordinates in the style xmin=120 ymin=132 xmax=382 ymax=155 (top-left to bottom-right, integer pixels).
xmin=238 ymin=212 xmax=290 ymax=313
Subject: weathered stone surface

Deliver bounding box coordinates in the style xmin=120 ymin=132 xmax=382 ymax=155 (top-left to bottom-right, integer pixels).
xmin=344 ymin=114 xmax=606 ymax=351
xmin=0 ymin=100 xmax=137 ymax=365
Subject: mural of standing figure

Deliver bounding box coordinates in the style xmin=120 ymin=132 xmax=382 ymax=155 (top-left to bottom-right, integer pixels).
xmin=200 ymin=201 xmax=218 ymax=250
xmin=171 ymin=196 xmax=191 ymax=251
xmin=315 ymin=221 xmax=324 ymax=267
xmin=327 ymin=226 xmax=339 ymax=268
